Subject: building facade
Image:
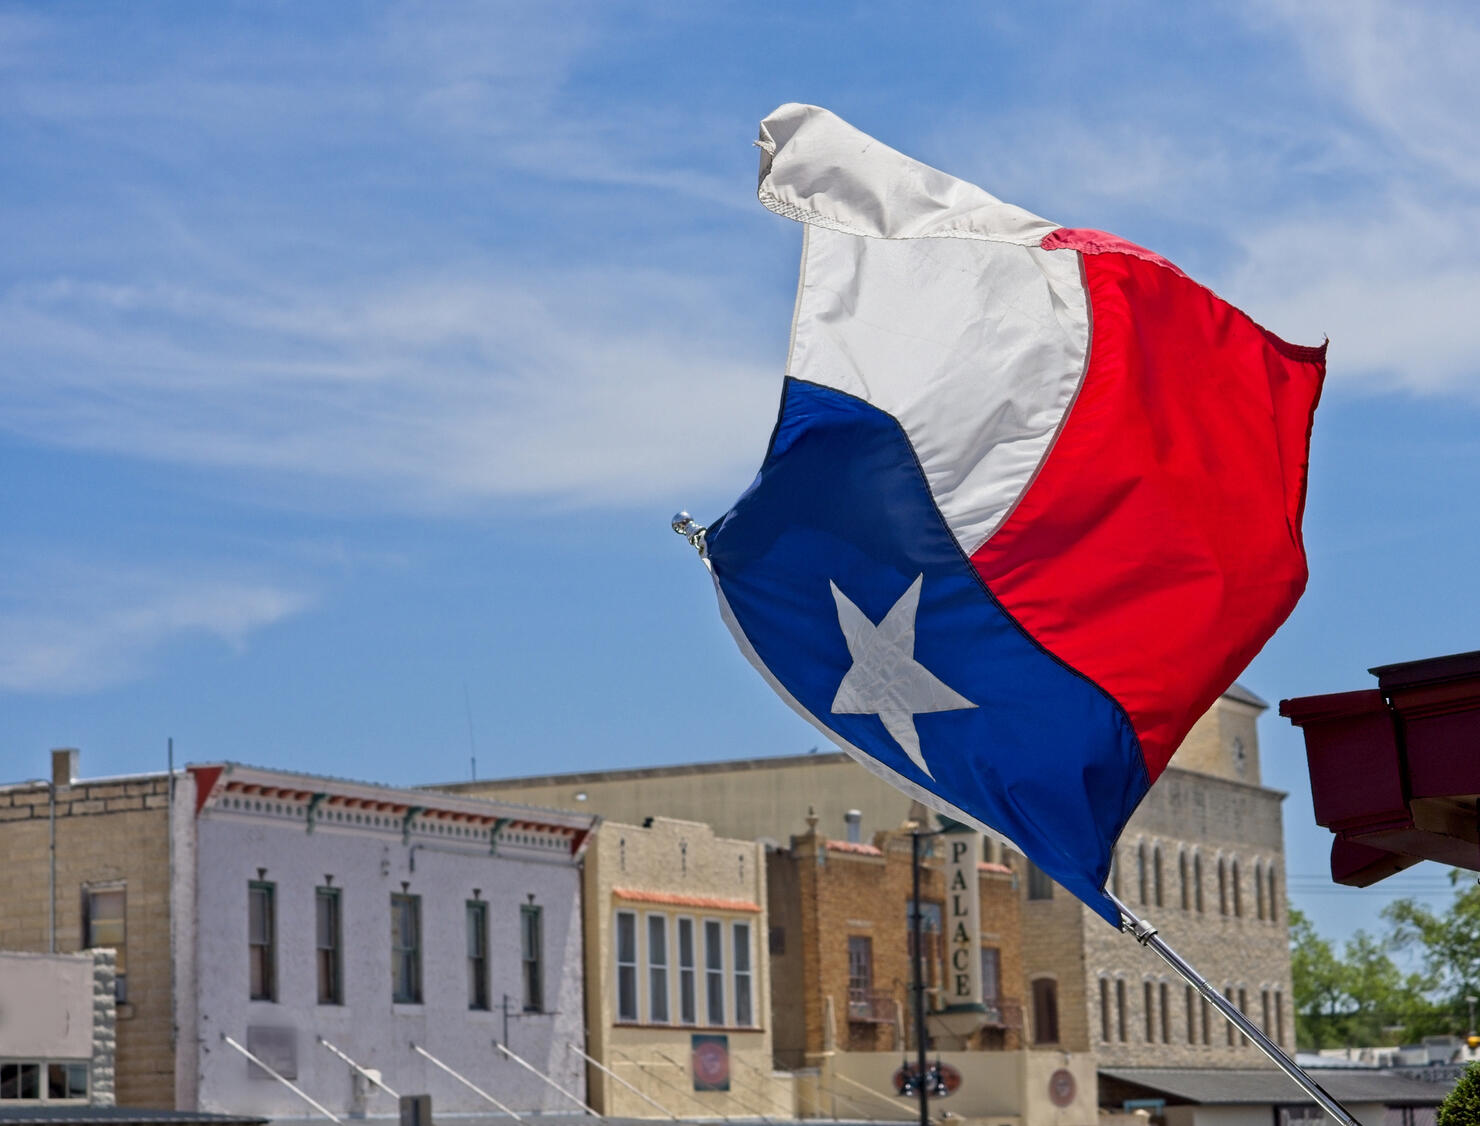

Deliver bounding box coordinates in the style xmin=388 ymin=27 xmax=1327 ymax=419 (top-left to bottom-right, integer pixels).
xmin=581 ymin=817 xmax=784 ymax=1118
xmin=0 ymin=949 xmax=117 ymax=1107
xmin=0 ymin=750 xmax=175 ymax=1107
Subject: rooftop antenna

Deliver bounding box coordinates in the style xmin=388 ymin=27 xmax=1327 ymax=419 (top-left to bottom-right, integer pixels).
xmin=463 ymin=683 xmax=478 ymax=781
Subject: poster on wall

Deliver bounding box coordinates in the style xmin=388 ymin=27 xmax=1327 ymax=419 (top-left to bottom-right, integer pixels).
xmin=691 ymin=1033 xmax=731 ymax=1091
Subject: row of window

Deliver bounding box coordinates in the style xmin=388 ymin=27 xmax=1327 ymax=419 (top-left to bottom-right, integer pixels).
xmin=1111 ymin=845 xmax=1281 ymax=921
xmin=247 ymin=882 xmax=542 ymax=1011
xmin=0 ymin=1061 xmax=89 ymax=1103
xmin=1099 ymin=978 xmax=1286 ymax=1048
xmin=614 ymin=911 xmax=755 ymax=1028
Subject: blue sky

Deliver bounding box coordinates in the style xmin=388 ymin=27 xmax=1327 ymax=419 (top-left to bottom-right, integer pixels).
xmin=3 ymin=1 xmax=1478 ymax=941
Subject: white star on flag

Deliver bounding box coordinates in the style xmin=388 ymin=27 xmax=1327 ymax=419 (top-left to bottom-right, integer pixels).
xmin=829 ymin=574 xmax=977 ymax=777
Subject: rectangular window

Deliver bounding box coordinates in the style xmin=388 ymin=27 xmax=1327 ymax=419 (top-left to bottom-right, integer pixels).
xmin=1238 ymin=988 xmax=1249 ymax=1045
xmin=1100 ymin=979 xmax=1112 ymax=1042
xmin=1031 ymin=979 xmax=1059 ymax=1044
xmin=733 ymin=921 xmax=753 ymax=1027
xmin=647 ymin=915 xmax=670 ymax=1023
xmin=248 ymin=882 xmax=276 ymax=1002
xmin=1185 ymin=985 xmax=1197 ymax=1045
xmin=704 ymin=919 xmax=725 ymax=1026
xmin=1116 ymin=978 xmax=1127 ymax=1041
xmin=467 ymin=900 xmax=489 ymax=1011
xmin=616 ymin=910 xmax=639 ymax=1022
xmin=981 ymin=946 xmax=1001 ymax=1005
xmin=677 ymin=917 xmax=697 ymax=1025
xmin=1026 ymin=862 xmax=1054 ymax=900
xmin=391 ymin=893 xmax=422 ymax=1004
xmin=316 ymin=887 xmax=342 ymax=1005
xmin=1144 ymin=981 xmax=1155 ymax=1042
xmin=1275 ymin=990 xmax=1285 ymax=1047
xmin=1 ymin=1063 xmax=40 ymax=1100
xmin=47 ymin=1063 xmax=87 ymax=1100
xmin=83 ymin=885 xmax=127 ymax=1003
xmin=1224 ymin=988 xmax=1236 ymax=1046
xmin=1160 ymin=982 xmax=1171 ymax=1043
xmin=521 ymin=904 xmax=543 ymax=1013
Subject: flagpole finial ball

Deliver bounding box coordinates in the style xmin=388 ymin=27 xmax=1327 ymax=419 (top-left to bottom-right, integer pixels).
xmin=672 ymin=511 xmax=694 ymax=535
xmin=671 ymin=510 xmax=709 ymax=556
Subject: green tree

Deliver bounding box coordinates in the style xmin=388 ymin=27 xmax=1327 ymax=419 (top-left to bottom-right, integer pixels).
xmin=1385 ymin=872 xmax=1480 ymax=1037
xmin=1438 ymin=1062 xmax=1480 ymax=1126
xmin=1288 ymin=906 xmax=1439 ymax=1049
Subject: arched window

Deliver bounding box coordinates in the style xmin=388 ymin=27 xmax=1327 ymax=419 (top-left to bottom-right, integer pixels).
xmin=1217 ymin=858 xmax=1228 ymax=915
xmin=1137 ymin=842 xmax=1149 ymax=905
xmin=1143 ymin=980 xmax=1156 ymax=1042
xmin=1160 ymin=982 xmax=1171 ymax=1043
xmin=1032 ymin=978 xmax=1060 ymax=1044
xmin=1179 ymin=850 xmax=1190 ymax=911
xmin=1275 ymin=989 xmax=1285 ymax=1047
xmin=1254 ymin=860 xmax=1265 ymax=920
xmin=1261 ymin=988 xmax=1272 ymax=1033
xmin=1116 ymin=978 xmax=1128 ymax=1041
xmin=1231 ymin=860 xmax=1243 ymax=917
xmin=1184 ymin=985 xmax=1197 ymax=1044
xmin=1153 ymin=845 xmax=1164 ymax=908
xmin=1100 ymin=978 xmax=1112 ymax=1042
xmin=1267 ymin=866 xmax=1278 ymax=922
xmin=1194 ymin=852 xmax=1205 ymax=913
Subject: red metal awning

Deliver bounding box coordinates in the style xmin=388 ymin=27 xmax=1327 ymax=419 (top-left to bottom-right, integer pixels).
xmin=1280 ymin=649 xmax=1480 ymax=887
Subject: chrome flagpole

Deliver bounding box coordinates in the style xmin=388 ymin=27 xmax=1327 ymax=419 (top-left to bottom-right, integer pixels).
xmin=1109 ymin=893 xmax=1359 ymax=1126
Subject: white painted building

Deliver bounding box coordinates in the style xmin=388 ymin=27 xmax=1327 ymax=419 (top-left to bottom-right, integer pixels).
xmin=175 ymin=764 xmax=598 ymax=1121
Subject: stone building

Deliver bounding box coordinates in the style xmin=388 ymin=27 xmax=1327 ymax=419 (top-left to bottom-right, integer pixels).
xmin=435 ymin=684 xmax=1295 ymax=1080
xmin=580 ymin=817 xmax=785 ymax=1119
xmin=0 ymin=949 xmax=117 ymax=1106
xmin=0 ymin=750 xmax=174 ymax=1107
xmin=0 ymin=751 xmax=600 ymax=1120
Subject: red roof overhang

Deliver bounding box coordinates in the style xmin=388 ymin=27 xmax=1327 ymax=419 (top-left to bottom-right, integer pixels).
xmin=1280 ymin=650 xmax=1480 ymax=887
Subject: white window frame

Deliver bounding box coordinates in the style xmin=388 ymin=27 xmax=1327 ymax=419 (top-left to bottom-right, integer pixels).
xmin=676 ymin=915 xmax=697 ymax=1025
xmin=615 ymin=909 xmax=639 ymax=1023
xmin=732 ymin=920 xmax=754 ymax=1027
xmin=703 ymin=917 xmax=725 ymax=1027
xmin=646 ymin=913 xmax=670 ymax=1024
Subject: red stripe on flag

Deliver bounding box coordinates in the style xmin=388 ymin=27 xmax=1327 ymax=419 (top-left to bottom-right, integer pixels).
xmin=971 ymin=239 xmax=1325 ymax=779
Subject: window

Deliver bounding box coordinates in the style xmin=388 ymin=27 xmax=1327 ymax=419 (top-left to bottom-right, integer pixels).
xmin=1201 ymin=995 xmax=1211 ymax=1044
xmin=1218 ymin=859 xmax=1228 ymax=915
xmin=1026 ymin=861 xmax=1054 ymax=900
xmin=677 ymin=917 xmax=697 ymax=1025
xmin=391 ymin=893 xmax=422 ymax=1004
xmin=1143 ymin=981 xmax=1156 ymax=1041
xmin=1153 ymin=846 xmax=1164 ymax=907
xmin=1 ymin=1062 xmax=88 ymax=1103
xmin=981 ymin=946 xmax=1001 ymax=1005
xmin=1261 ymin=988 xmax=1272 ymax=1033
xmin=647 ymin=915 xmax=670 ymax=1023
xmin=1267 ymin=867 xmax=1279 ymax=922
xmin=1232 ymin=861 xmax=1243 ymax=917
xmin=248 ymin=882 xmax=275 ymax=1002
xmin=521 ymin=904 xmax=543 ymax=1013
xmin=316 ymin=887 xmax=342 ymax=1005
xmin=1255 ymin=861 xmax=1266 ymax=920
xmin=1185 ymin=985 xmax=1197 ymax=1045
xmin=466 ymin=901 xmax=489 ymax=1011
xmin=1031 ymin=979 xmax=1059 ymax=1044
xmin=1137 ymin=843 xmax=1148 ymax=904
xmin=1116 ymin=978 xmax=1127 ymax=1041
xmin=704 ymin=920 xmax=725 ymax=1026
xmin=1100 ymin=979 xmax=1112 ymax=1042
xmin=847 ymin=935 xmax=873 ymax=1018
xmin=1179 ymin=851 xmax=1190 ymax=911
xmin=1194 ymin=853 xmax=1205 ymax=913
xmin=616 ymin=911 xmax=638 ymax=1022
xmin=1160 ymin=982 xmax=1171 ymax=1043
xmin=1224 ymin=988 xmax=1236 ymax=1046
xmin=83 ymin=885 xmax=127 ymax=1003
xmin=1275 ymin=990 xmax=1285 ymax=1047
xmin=733 ymin=922 xmax=753 ymax=1027
xmin=1238 ymin=988 xmax=1249 ymax=1044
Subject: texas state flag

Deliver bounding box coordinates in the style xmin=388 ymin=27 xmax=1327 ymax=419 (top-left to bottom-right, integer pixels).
xmin=700 ymin=104 xmax=1325 ymax=924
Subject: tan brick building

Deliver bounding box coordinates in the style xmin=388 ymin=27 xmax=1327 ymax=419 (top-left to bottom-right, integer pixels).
xmin=767 ymin=814 xmax=1024 ymax=1068
xmin=437 ymin=684 xmax=1295 ymax=1077
xmin=581 ymin=817 xmax=785 ymax=1118
xmin=0 ymin=750 xmax=175 ymax=1107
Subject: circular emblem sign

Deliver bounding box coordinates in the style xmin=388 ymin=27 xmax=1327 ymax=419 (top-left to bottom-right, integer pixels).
xmin=891 ymin=1062 xmax=963 ymax=1098
xmin=692 ymin=1039 xmax=730 ymax=1088
xmin=1048 ymin=1068 xmax=1076 ymax=1108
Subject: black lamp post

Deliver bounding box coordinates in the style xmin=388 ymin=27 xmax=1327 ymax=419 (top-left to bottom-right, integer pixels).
xmin=909 ymin=826 xmax=944 ymax=1126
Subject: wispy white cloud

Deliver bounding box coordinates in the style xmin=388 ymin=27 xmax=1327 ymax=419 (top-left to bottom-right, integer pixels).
xmin=0 ymin=563 xmax=311 ymax=694
xmin=0 ymin=266 xmax=783 ymax=510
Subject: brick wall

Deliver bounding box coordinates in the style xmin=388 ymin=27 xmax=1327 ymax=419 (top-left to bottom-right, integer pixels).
xmin=0 ymin=776 xmax=176 ymax=1108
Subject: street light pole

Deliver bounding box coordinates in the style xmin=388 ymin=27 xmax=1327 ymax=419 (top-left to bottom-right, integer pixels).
xmin=910 ymin=829 xmax=930 ymax=1126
